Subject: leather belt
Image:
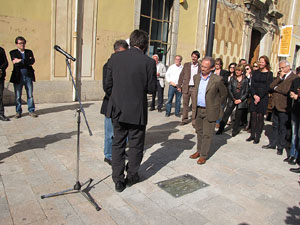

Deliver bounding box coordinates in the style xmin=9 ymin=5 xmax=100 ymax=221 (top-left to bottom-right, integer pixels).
xmin=197 ymin=106 xmax=206 ymax=109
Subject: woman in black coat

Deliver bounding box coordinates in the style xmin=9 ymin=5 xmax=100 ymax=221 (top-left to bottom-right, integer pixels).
xmin=216 ymin=64 xmax=250 ymax=136
xmin=246 ymin=55 xmax=273 ymax=143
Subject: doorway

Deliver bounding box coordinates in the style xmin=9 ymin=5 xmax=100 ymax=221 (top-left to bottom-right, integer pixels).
xmin=249 ymin=29 xmax=261 ymax=66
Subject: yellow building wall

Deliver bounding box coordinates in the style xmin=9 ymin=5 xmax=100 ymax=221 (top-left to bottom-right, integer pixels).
xmin=213 ymin=2 xmax=244 ymax=69
xmin=0 ymin=0 xmax=52 ymax=81
xmin=176 ymin=0 xmax=200 ymax=63
xmin=95 ymin=0 xmax=135 ymax=80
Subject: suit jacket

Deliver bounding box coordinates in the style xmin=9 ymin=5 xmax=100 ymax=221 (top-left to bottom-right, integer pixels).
xmin=177 ymin=62 xmax=201 ymax=94
xmin=219 ymin=69 xmax=229 ymax=86
xmin=0 ymin=47 xmax=8 ymax=80
xmin=156 ymin=62 xmax=166 ymax=88
xmin=100 ymin=61 xmax=109 ymax=115
xmin=270 ymin=72 xmax=297 ymax=112
xmin=105 ymin=47 xmax=157 ymax=126
xmin=192 ymin=73 xmax=227 ymax=122
xmin=9 ymin=49 xmax=35 ymax=84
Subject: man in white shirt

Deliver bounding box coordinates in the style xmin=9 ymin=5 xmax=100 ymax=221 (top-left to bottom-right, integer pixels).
xmin=165 ymin=55 xmax=183 ymax=117
xmin=150 ymin=54 xmax=166 ymax=112
xmin=177 ymin=50 xmax=201 ymax=126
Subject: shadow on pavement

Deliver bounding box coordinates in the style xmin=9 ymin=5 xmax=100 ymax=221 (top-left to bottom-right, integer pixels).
xmin=140 ymin=134 xmax=195 ymax=181
xmin=144 ymin=121 xmax=180 ymax=150
xmin=10 ymin=103 xmax=94 ymax=118
xmin=285 ymin=203 xmax=300 ymax=225
xmin=207 ymin=133 xmax=231 ymax=159
xmin=0 ymin=131 xmax=77 ymax=162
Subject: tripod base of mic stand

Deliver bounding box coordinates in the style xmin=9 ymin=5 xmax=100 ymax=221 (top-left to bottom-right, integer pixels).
xmin=41 ymin=178 xmax=101 ymax=211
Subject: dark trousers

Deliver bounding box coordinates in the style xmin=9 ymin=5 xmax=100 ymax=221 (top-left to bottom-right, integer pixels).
xmin=0 ymin=79 xmax=4 ymax=115
xmin=111 ymin=120 xmax=146 ymax=183
xmin=222 ymin=102 xmax=247 ymax=133
xmin=270 ymin=108 xmax=289 ymax=149
xmin=151 ymin=80 xmax=164 ymax=110
xmin=195 ymin=107 xmax=216 ymax=159
xmin=250 ymin=111 xmax=264 ymax=140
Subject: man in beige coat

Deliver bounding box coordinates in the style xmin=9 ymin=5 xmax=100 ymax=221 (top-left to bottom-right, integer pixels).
xmin=189 ymin=57 xmax=227 ymax=165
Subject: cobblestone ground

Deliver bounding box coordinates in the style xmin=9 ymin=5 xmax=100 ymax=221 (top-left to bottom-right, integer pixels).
xmin=0 ymin=101 xmax=299 ymax=225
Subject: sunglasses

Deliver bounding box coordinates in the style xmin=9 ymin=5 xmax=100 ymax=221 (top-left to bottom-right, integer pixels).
xmin=230 ymin=66 xmax=235 ymax=69
xmin=253 ymin=65 xmax=258 ymax=67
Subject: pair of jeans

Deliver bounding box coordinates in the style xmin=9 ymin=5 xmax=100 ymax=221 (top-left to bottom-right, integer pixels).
xmin=165 ymin=85 xmax=182 ymax=116
xmin=13 ymin=73 xmax=35 ymax=113
xmin=290 ymin=112 xmax=300 ymax=158
xmin=104 ymin=117 xmax=113 ymax=160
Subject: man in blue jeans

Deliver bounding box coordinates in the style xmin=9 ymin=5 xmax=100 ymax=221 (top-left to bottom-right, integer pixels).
xmin=165 ymin=55 xmax=183 ymax=117
xmin=100 ymin=40 xmax=129 ymax=165
xmin=10 ymin=36 xmax=37 ymax=118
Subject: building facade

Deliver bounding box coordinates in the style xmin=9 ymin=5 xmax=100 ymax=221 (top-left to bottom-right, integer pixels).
xmin=0 ymin=0 xmax=298 ymax=104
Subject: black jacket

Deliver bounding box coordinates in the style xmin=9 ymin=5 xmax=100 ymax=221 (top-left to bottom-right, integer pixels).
xmin=100 ymin=62 xmax=109 ymax=115
xmin=227 ymin=76 xmax=250 ymax=109
xmin=105 ymin=47 xmax=157 ymax=126
xmin=0 ymin=47 xmax=8 ymax=80
xmin=9 ymin=49 xmax=35 ymax=84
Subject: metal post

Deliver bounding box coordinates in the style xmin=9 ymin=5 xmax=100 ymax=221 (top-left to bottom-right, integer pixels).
xmin=206 ymin=0 xmax=217 ymax=57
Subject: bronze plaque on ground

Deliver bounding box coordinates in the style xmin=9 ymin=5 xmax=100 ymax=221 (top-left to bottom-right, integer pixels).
xmin=156 ymin=174 xmax=209 ymax=198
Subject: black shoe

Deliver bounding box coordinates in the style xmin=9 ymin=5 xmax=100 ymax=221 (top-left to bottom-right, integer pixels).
xmin=253 ymin=138 xmax=260 ymax=144
xmin=246 ymin=136 xmax=255 ymax=142
xmin=158 ymin=109 xmax=162 ymax=112
xmin=283 ymin=156 xmax=292 ymax=162
xmin=277 ymin=149 xmax=283 ymax=155
xmin=165 ymin=114 xmax=170 ymax=117
xmin=175 ymin=114 xmax=181 ymax=118
xmin=262 ymin=144 xmax=276 ymax=149
xmin=104 ymin=158 xmax=112 ymax=166
xmin=0 ymin=115 xmax=10 ymax=121
xmin=289 ymin=167 xmax=300 ymax=173
xmin=115 ymin=181 xmax=126 ymax=192
xmin=125 ymin=174 xmax=140 ymax=187
xmin=149 ymin=108 xmax=155 ymax=111
xmin=216 ymin=128 xmax=224 ymax=135
xmin=288 ymin=157 xmax=297 ymax=165
xmin=232 ymin=131 xmax=239 ymax=137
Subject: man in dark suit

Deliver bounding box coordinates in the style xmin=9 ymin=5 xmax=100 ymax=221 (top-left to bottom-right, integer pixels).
xmin=0 ymin=47 xmax=9 ymax=121
xmin=262 ymin=60 xmax=297 ymax=155
xmin=189 ymin=57 xmax=227 ymax=165
xmin=10 ymin=36 xmax=37 ymax=118
xmin=106 ymin=30 xmax=157 ymax=192
xmin=100 ymin=40 xmax=129 ymax=166
xmin=177 ymin=50 xmax=201 ymax=127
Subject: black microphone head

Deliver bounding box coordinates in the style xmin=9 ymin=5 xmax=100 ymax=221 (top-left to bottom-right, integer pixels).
xmin=54 ymin=45 xmax=60 ymax=50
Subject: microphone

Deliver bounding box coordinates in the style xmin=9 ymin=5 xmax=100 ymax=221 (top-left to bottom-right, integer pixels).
xmin=54 ymin=45 xmax=76 ymax=61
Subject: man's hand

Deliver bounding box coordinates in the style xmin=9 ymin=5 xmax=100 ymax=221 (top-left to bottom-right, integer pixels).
xmin=157 ymin=72 xmax=160 ymax=77
xmin=12 ymin=58 xmax=22 ymax=64
xmin=169 ymin=81 xmax=176 ymax=87
xmin=290 ymin=91 xmax=299 ymax=100
xmin=177 ymin=88 xmax=182 ymax=92
xmin=280 ymin=71 xmax=286 ymax=79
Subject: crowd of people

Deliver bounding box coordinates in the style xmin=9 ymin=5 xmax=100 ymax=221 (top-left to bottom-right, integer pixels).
xmin=1 ymin=30 xmax=300 ymax=193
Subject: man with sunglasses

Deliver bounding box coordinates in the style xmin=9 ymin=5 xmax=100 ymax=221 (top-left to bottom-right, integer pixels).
xmin=10 ymin=36 xmax=37 ymax=118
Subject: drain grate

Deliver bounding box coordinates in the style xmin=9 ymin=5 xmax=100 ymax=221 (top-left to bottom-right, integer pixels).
xmin=156 ymin=174 xmax=209 ymax=198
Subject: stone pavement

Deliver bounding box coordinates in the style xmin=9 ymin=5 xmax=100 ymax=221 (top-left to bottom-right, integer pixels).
xmin=0 ymin=101 xmax=299 ymax=225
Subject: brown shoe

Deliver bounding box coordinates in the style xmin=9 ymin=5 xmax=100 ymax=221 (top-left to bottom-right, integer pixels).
xmin=179 ymin=121 xmax=187 ymax=126
xmin=189 ymin=152 xmax=200 ymax=159
xmin=197 ymin=157 xmax=206 ymax=165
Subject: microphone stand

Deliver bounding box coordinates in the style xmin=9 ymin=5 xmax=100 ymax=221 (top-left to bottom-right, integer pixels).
xmin=41 ymin=57 xmax=100 ymax=211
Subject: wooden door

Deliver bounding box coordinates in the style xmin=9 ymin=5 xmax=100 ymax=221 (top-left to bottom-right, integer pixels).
xmin=249 ymin=29 xmax=261 ymax=66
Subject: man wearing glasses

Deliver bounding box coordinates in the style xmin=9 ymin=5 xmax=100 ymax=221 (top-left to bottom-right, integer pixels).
xmin=263 ymin=60 xmax=297 ymax=155
xmin=10 ymin=36 xmax=37 ymax=118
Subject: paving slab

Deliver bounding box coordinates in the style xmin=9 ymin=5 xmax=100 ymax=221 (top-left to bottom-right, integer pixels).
xmin=0 ymin=101 xmax=300 ymax=225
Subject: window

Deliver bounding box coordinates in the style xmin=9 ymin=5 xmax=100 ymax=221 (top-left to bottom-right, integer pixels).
xmin=140 ymin=0 xmax=174 ymax=64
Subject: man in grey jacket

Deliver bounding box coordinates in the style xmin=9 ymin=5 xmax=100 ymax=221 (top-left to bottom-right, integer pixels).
xmin=150 ymin=54 xmax=166 ymax=112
